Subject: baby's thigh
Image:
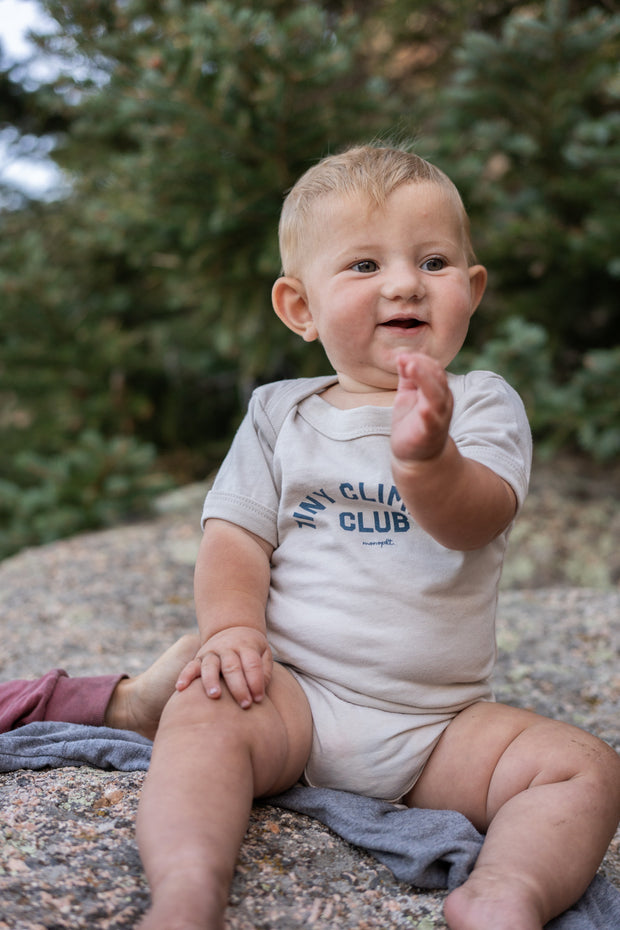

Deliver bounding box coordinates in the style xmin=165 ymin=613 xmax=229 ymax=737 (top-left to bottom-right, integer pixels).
xmin=160 ymin=663 xmax=313 ymax=798
xmin=404 ymin=702 xmax=617 ymax=831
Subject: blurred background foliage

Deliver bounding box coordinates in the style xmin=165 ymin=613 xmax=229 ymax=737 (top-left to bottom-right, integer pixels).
xmin=0 ymin=0 xmax=618 ymax=558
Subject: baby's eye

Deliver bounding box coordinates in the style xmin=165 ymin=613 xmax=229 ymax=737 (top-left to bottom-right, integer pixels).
xmin=421 ymin=256 xmax=446 ymax=272
xmin=351 ymin=259 xmax=378 ymax=273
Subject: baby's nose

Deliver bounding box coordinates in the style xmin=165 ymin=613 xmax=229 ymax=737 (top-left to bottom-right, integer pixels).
xmin=381 ymin=264 xmax=425 ymax=301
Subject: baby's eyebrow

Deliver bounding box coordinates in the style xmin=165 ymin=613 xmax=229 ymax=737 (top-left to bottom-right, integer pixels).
xmin=340 ymin=243 xmax=379 ymax=256
xmin=417 ymin=237 xmax=463 ymax=251
xmin=332 ymin=247 xmax=380 ymax=267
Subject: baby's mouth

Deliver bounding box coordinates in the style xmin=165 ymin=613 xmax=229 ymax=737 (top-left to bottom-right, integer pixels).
xmin=381 ymin=317 xmax=424 ymax=329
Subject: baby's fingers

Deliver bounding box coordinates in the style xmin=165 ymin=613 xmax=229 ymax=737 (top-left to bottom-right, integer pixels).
xmin=175 ymin=657 xmax=203 ymax=691
xmin=200 ymin=652 xmax=225 ymax=701
xmin=262 ymin=647 xmax=274 ymax=693
xmin=396 ymin=354 xmax=421 ymax=390
xmin=239 ymin=648 xmax=269 ymax=704
xmin=397 ymin=353 xmax=446 ymax=400
xmin=217 ymin=649 xmax=259 ymax=709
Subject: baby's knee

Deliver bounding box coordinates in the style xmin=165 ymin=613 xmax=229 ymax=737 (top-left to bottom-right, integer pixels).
xmin=161 ymin=678 xmax=240 ymax=731
xmin=572 ymin=733 xmax=620 ymax=830
xmin=538 ymin=722 xmax=620 ymax=804
xmin=481 ymin=712 xmax=620 ymax=819
xmin=563 ymin=725 xmax=619 ymax=774
xmin=584 ymin=735 xmax=620 ymax=807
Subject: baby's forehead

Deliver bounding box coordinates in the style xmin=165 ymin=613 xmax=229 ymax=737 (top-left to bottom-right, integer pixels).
xmin=308 ymin=182 xmax=463 ymax=228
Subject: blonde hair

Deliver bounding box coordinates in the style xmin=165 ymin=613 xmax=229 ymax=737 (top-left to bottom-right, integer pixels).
xmin=279 ymin=145 xmax=476 ymax=275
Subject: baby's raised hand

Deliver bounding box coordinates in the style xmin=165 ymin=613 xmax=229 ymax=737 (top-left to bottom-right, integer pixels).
xmin=176 ymin=626 xmax=273 ymax=709
xmin=391 ymin=353 xmax=453 ymax=464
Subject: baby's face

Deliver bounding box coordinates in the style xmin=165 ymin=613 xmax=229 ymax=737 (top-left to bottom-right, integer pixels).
xmin=297 ymin=182 xmax=486 ymax=396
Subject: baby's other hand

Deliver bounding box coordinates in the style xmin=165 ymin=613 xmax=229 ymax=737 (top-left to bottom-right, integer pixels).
xmin=177 ymin=627 xmax=273 ymax=710
xmin=391 ymin=353 xmax=453 ymax=464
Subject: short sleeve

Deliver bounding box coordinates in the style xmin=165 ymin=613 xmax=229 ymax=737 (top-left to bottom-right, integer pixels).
xmin=449 ymin=371 xmax=533 ymax=511
xmin=201 ymin=392 xmax=280 ymax=547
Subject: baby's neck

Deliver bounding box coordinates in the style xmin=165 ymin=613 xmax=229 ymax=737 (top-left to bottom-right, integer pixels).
xmin=319 ymin=381 xmax=396 ymax=409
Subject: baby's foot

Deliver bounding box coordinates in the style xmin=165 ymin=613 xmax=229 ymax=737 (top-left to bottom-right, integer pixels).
xmin=444 ymin=871 xmax=544 ymax=930
xmin=105 ymin=634 xmax=199 ymax=739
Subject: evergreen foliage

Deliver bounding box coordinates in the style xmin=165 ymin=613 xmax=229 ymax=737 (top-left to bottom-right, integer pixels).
xmin=422 ymin=0 xmax=620 ymax=455
xmin=0 ymin=0 xmax=618 ymax=557
xmin=0 ymin=0 xmax=400 ymax=556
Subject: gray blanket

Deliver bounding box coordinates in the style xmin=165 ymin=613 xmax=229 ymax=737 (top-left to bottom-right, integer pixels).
xmin=0 ymin=721 xmax=618 ymax=929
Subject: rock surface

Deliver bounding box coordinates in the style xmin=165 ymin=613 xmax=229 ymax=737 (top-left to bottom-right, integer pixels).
xmin=0 ymin=469 xmax=618 ymax=929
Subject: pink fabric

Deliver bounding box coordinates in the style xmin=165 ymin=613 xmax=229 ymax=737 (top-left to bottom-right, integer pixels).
xmin=0 ymin=671 xmax=124 ymax=732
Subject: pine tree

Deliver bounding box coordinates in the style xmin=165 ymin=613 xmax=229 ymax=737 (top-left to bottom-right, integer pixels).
xmin=0 ymin=0 xmax=405 ymax=556
xmin=423 ymin=0 xmax=620 ymax=360
xmin=420 ymin=0 xmax=620 ymax=457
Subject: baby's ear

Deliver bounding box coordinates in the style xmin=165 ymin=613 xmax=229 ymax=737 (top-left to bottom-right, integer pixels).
xmin=468 ymin=264 xmax=488 ymax=315
xmin=272 ymin=276 xmax=318 ymax=342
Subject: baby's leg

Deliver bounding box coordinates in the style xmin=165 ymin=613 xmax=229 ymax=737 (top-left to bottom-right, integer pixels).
xmin=136 ymin=665 xmax=312 ymax=930
xmin=406 ymin=702 xmax=620 ymax=930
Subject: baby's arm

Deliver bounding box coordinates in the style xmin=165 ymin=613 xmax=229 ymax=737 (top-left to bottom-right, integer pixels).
xmin=176 ymin=518 xmax=274 ymax=708
xmin=391 ymin=353 xmax=517 ymax=550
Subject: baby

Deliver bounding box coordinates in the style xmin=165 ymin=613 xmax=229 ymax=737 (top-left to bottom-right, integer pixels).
xmin=136 ymin=145 xmax=620 ymax=930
